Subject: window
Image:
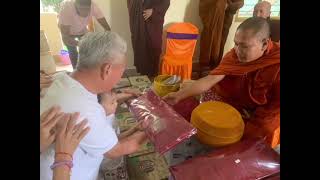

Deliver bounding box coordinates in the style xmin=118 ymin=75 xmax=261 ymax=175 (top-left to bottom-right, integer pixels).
xmin=236 ymin=0 xmax=280 ymax=21
xmin=40 ymin=0 xmax=63 ymax=13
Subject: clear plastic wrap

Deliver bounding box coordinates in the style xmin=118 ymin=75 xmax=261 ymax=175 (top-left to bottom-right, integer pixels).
xmin=169 ymin=139 xmax=280 ymax=180
xmin=127 ymin=89 xmax=197 ymax=154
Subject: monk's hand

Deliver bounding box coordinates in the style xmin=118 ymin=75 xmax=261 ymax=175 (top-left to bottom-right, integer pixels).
xmin=163 ymin=92 xmax=181 ymax=105
xmin=143 ymin=9 xmax=153 ymax=21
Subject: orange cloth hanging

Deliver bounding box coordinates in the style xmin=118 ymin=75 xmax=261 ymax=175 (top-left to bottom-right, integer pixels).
xmin=161 ymin=23 xmax=199 ymax=80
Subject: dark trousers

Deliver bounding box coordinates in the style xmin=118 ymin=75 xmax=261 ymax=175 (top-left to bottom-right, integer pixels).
xmin=65 ymin=34 xmax=84 ymax=69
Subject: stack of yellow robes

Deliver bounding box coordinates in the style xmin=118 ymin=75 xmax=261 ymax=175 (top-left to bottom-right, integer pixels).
xmin=191 ymin=101 xmax=244 ymax=147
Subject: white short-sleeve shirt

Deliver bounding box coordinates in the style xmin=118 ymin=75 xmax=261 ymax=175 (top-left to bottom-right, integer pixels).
xmin=40 ymin=72 xmax=118 ymax=180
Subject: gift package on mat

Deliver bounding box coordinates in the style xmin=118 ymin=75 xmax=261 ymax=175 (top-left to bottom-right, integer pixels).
xmin=169 ymin=139 xmax=280 ymax=180
xmin=100 ymin=156 xmax=129 ymax=180
xmin=131 ymin=84 xmax=152 ymax=94
xmin=127 ymin=90 xmax=197 ymax=154
xmin=115 ymin=112 xmax=137 ymax=132
xmin=114 ymin=78 xmax=131 ymax=89
xmin=129 ymin=76 xmax=152 ymax=86
xmin=128 ymin=140 xmax=155 ymax=158
xmin=127 ymin=152 xmax=170 ymax=180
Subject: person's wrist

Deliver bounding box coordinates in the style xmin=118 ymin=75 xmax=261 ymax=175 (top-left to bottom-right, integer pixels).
xmin=40 ymin=143 xmax=47 ymax=153
xmin=55 ymin=153 xmax=73 ymax=162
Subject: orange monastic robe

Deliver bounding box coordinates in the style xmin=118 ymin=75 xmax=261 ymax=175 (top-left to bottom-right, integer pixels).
xmin=199 ymin=0 xmax=243 ymax=68
xmin=210 ymin=41 xmax=280 ymax=148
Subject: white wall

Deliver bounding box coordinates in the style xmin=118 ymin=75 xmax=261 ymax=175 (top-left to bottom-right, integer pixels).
xmin=40 ymin=13 xmax=63 ymax=56
xmin=224 ymin=21 xmax=241 ymax=55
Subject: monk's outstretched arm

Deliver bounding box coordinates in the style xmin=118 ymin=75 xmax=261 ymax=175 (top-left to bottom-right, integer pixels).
xmin=175 ymin=75 xmax=225 ymax=101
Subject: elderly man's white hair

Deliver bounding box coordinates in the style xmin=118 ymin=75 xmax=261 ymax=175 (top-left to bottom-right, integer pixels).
xmin=76 ymin=31 xmax=127 ymax=70
xmin=255 ymin=1 xmax=272 ymax=12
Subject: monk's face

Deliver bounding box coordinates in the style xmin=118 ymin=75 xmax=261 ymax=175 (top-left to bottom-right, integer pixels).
xmin=253 ymin=3 xmax=271 ymax=19
xmin=234 ymin=29 xmax=268 ymax=63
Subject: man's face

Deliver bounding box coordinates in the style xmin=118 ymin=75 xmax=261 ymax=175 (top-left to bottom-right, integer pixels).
xmin=75 ymin=3 xmax=91 ymax=17
xmin=101 ymin=55 xmax=127 ymax=92
xmin=234 ymin=29 xmax=268 ymax=63
xmin=253 ymin=4 xmax=271 ymax=19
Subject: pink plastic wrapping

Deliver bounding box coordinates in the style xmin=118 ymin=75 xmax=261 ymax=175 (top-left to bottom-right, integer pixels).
xmin=128 ymin=90 xmax=197 ymax=154
xmin=169 ymin=139 xmax=280 ymax=180
xmin=172 ymin=97 xmax=200 ymax=122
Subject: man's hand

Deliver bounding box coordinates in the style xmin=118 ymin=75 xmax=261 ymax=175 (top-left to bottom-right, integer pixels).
xmin=120 ymin=88 xmax=142 ymax=97
xmin=143 ymin=9 xmax=153 ymax=21
xmin=116 ymin=88 xmax=142 ymax=104
xmin=40 ymin=106 xmax=64 ymax=153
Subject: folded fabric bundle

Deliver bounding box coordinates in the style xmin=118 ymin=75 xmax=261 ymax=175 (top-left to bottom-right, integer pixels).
xmin=128 ymin=90 xmax=197 ymax=154
xmin=169 ymin=139 xmax=280 ymax=180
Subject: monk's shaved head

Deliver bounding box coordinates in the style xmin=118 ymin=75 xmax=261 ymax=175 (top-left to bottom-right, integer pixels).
xmin=253 ymin=1 xmax=271 ymax=19
xmin=237 ymin=17 xmax=270 ymax=40
xmin=234 ymin=17 xmax=271 ymax=63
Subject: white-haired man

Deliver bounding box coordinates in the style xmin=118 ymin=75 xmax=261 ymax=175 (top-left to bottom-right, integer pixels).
xmin=40 ymin=31 xmax=147 ymax=180
xmin=253 ymin=1 xmax=271 ymax=19
xmin=253 ymin=1 xmax=280 ymax=43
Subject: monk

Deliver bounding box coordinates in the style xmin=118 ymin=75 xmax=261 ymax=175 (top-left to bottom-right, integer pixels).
xmin=127 ymin=0 xmax=170 ymax=77
xmin=199 ymin=0 xmax=244 ymax=68
xmin=253 ymin=1 xmax=280 ymax=43
xmin=165 ymin=17 xmax=280 ymax=148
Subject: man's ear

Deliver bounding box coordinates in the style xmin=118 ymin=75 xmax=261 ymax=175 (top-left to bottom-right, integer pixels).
xmin=261 ymin=38 xmax=269 ymax=51
xmin=100 ymin=63 xmax=112 ymax=80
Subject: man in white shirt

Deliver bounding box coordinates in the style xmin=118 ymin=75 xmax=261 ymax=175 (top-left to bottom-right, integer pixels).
xmin=40 ymin=31 xmax=147 ymax=180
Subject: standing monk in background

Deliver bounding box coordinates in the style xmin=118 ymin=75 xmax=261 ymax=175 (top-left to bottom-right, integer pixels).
xmin=127 ymin=0 xmax=170 ymax=77
xmin=199 ymin=0 xmax=243 ymax=68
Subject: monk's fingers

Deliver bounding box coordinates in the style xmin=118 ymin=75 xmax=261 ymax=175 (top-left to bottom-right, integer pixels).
xmin=73 ymin=119 xmax=88 ymax=137
xmin=77 ymin=126 xmax=90 ymax=141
